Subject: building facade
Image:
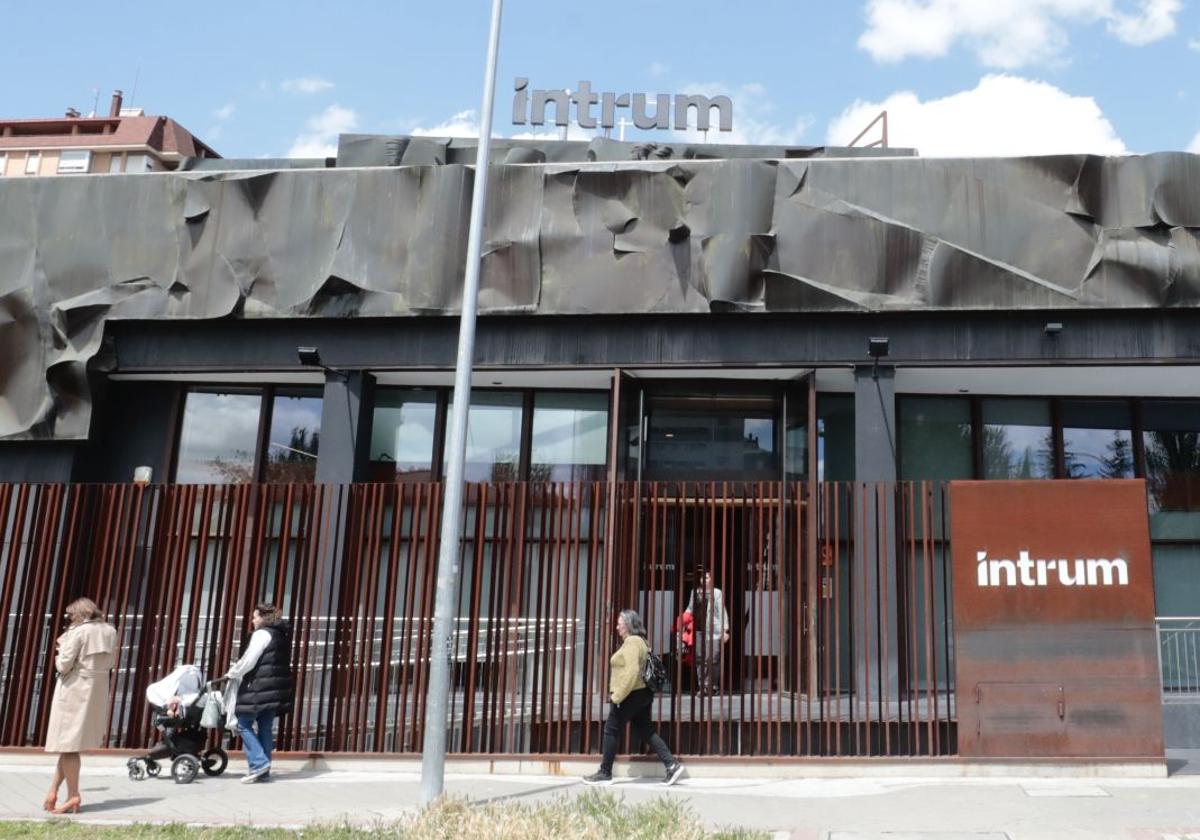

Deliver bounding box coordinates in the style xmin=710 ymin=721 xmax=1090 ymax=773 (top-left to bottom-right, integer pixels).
xmin=0 ymin=136 xmax=1196 ymax=759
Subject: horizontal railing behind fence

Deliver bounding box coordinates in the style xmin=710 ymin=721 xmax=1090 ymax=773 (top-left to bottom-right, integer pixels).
xmin=0 ymin=481 xmax=956 ymax=758
xmin=1157 ymin=617 xmax=1200 ymax=698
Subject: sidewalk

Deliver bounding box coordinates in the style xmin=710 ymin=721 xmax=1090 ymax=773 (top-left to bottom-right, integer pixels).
xmin=2 ymin=753 xmax=1200 ymax=839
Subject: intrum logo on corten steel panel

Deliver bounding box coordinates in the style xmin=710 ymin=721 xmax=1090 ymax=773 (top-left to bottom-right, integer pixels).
xmin=950 ymin=479 xmax=1163 ymax=761
xmin=974 ymin=550 xmax=1129 ymax=587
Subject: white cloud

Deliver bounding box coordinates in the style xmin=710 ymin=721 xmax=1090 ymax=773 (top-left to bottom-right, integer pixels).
xmin=827 ymin=74 xmax=1127 ymax=156
xmin=281 ymin=77 xmax=335 ymax=94
xmin=670 ymin=82 xmax=810 ymax=146
xmin=1188 ymin=129 xmax=1200 ymax=153
xmin=859 ymin=0 xmax=1181 ymax=68
xmin=1188 ymin=37 xmax=1200 ymax=50
xmin=287 ymin=104 xmax=358 ymax=158
xmin=1106 ymin=0 xmax=1180 ymax=44
xmin=213 ymin=103 xmax=235 ymax=121
xmin=410 ymin=110 xmax=481 ymax=138
xmin=649 ymin=62 xmax=670 ymax=78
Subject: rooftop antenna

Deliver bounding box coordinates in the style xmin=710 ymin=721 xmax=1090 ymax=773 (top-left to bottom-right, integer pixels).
xmin=130 ymin=64 xmax=141 ymax=106
xmin=90 ymin=88 xmax=100 ymax=118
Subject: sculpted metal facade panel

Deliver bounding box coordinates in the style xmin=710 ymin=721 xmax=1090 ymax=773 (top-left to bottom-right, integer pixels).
xmin=1 ymin=152 xmax=1198 ymax=440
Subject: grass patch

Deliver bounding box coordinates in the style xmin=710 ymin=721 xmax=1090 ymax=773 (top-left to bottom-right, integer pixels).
xmin=0 ymin=792 xmax=767 ymax=840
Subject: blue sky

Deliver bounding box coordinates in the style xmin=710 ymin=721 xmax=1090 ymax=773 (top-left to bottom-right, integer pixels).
xmin=3 ymin=0 xmax=1198 ymax=158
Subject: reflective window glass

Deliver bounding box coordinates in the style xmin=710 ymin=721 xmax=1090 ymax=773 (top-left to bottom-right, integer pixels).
xmin=446 ymin=391 xmax=524 ymax=482
xmin=899 ymin=397 xmax=973 ymax=480
xmin=531 ymin=392 xmax=608 ymax=481
xmin=175 ymin=392 xmax=262 ymax=483
xmin=1143 ymin=400 xmax=1200 ymax=539
xmin=981 ymin=398 xmax=1053 ymax=480
xmin=263 ymin=390 xmax=322 ymax=483
xmin=1061 ymin=399 xmax=1133 ymax=479
xmin=817 ymin=395 xmax=854 ymax=482
xmin=370 ymin=390 xmax=439 ymax=481
xmin=645 ymin=394 xmax=777 ymax=480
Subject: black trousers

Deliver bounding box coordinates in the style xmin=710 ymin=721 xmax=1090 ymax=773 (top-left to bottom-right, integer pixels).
xmin=600 ymin=688 xmax=675 ymax=773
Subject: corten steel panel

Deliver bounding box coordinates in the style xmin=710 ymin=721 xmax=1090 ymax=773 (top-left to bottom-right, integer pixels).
xmin=950 ymin=479 xmax=1163 ymax=759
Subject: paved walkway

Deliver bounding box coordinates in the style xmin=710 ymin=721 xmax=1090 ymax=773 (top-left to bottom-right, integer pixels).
xmin=3 ymin=754 xmax=1200 ymax=839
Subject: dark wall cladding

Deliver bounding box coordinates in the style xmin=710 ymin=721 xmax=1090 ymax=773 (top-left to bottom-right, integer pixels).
xmin=1 ymin=153 xmax=1199 ymax=441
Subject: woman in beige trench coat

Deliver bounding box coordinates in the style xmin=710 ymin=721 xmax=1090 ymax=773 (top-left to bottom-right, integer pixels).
xmin=43 ymin=597 xmax=118 ymax=814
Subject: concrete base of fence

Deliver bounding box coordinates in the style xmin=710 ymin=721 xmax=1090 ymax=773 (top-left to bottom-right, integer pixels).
xmin=0 ymin=748 xmax=1168 ymax=779
xmin=1163 ymin=702 xmax=1200 ymax=748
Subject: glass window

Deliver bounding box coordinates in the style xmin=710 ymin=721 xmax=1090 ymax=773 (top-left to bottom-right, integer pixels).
xmin=981 ymin=398 xmax=1053 ymax=480
xmin=370 ymin=389 xmax=439 ymax=481
xmin=109 ymin=154 xmax=123 ymax=174
xmin=25 ymin=152 xmax=40 ymax=175
xmin=446 ymin=391 xmax=524 ymax=482
xmin=784 ymin=386 xmax=809 ymax=482
xmin=645 ymin=394 xmax=777 ymax=480
xmin=175 ymin=392 xmax=262 ymax=483
xmin=817 ymin=395 xmax=854 ymax=481
xmin=1153 ymin=544 xmax=1200 ymax=617
xmin=530 ymin=392 xmax=608 ymax=481
xmin=1060 ymin=399 xmax=1133 ymax=479
xmin=1143 ymin=400 xmax=1200 ymax=540
xmin=57 ymin=150 xmax=91 ymax=174
xmin=263 ymin=390 xmax=322 ymax=483
xmin=0 ymin=153 xmax=7 ymax=176
xmin=899 ymin=397 xmax=973 ymax=480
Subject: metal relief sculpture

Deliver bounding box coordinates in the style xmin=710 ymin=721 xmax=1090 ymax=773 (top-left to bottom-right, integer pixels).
xmin=0 ymin=149 xmax=1198 ymax=440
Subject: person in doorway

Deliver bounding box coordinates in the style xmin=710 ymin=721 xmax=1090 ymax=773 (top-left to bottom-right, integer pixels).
xmin=223 ymin=603 xmax=294 ymax=783
xmin=582 ymin=609 xmax=685 ymax=786
xmin=684 ymin=570 xmax=730 ymax=696
xmin=43 ymin=597 xmax=118 ymax=814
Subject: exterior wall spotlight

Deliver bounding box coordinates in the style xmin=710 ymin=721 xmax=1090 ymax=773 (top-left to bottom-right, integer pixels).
xmin=1044 ymin=322 xmax=1063 ymax=336
xmin=296 ymin=346 xmax=348 ymax=379
xmin=867 ymin=336 xmax=890 ymax=379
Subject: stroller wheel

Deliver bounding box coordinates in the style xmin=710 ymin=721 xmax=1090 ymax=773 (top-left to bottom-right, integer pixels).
xmin=145 ymin=759 xmax=161 ymax=777
xmin=126 ymin=759 xmax=146 ymax=781
xmin=201 ymin=748 xmax=228 ymax=777
xmin=171 ymin=754 xmax=200 ymax=785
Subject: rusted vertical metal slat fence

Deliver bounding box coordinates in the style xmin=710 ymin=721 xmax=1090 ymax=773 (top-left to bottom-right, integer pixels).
xmin=0 ymin=480 xmax=955 ymax=757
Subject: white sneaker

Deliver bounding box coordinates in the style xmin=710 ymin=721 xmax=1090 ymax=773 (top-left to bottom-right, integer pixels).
xmin=240 ymin=764 xmax=270 ymax=784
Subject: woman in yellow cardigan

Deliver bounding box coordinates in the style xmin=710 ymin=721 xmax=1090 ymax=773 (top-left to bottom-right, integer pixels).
xmin=582 ymin=609 xmax=684 ymax=786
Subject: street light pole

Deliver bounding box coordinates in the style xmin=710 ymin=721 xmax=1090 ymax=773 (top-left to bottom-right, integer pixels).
xmin=419 ymin=0 xmax=504 ymax=807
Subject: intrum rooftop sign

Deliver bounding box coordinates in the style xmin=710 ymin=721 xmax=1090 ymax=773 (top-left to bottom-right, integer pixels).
xmin=511 ymin=78 xmax=733 ymax=133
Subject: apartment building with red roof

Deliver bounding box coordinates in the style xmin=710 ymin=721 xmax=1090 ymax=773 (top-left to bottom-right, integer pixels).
xmin=0 ymin=90 xmax=219 ymax=177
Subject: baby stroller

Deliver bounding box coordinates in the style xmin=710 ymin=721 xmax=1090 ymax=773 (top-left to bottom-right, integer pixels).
xmin=126 ymin=664 xmax=229 ymax=784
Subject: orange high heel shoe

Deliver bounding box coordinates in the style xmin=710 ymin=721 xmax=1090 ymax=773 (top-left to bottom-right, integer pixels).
xmin=52 ymin=796 xmax=81 ymax=814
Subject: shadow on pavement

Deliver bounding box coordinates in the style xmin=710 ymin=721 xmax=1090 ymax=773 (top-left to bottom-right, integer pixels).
xmin=1167 ymin=749 xmax=1200 ymax=776
xmin=474 ymin=782 xmax=577 ymax=805
xmin=78 ymin=797 xmax=163 ymax=813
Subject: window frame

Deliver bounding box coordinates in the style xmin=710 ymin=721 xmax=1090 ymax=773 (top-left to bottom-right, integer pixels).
xmin=171 ymin=384 xmax=323 ymax=484
xmin=56 ymin=149 xmax=91 ymax=174
xmin=894 ymin=394 xmax=1200 ymax=483
xmin=369 ymin=385 xmax=612 ymax=482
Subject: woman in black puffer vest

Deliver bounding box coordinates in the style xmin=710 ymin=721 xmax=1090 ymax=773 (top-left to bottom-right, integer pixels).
xmin=223 ymin=603 xmax=294 ymax=783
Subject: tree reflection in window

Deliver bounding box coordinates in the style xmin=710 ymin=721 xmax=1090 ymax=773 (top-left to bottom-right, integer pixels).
xmin=263 ymin=391 xmax=322 ymax=483
xmin=1143 ymin=400 xmax=1200 ymax=513
xmin=981 ymin=399 xmax=1053 ymax=480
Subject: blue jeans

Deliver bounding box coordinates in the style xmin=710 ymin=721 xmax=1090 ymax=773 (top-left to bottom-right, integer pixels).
xmin=236 ymin=710 xmax=276 ymax=772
